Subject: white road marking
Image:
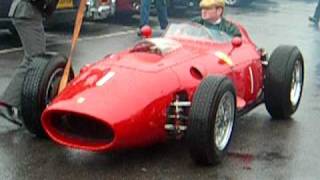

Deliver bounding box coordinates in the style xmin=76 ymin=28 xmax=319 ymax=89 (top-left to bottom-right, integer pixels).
xmin=0 ymin=29 xmax=136 ymax=55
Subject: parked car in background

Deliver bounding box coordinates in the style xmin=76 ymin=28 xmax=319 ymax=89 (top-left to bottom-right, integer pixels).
xmin=116 ymin=0 xmax=140 ymax=15
xmin=86 ymin=0 xmax=116 ymax=20
xmin=84 ymin=0 xmax=255 ymax=21
xmin=165 ymin=0 xmax=199 ymax=16
xmin=225 ymin=0 xmax=253 ymax=6
xmin=164 ymin=0 xmax=254 ymax=16
xmin=0 ymin=0 xmax=80 ymax=35
xmin=0 ymin=0 xmax=17 ymax=34
xmin=85 ymin=0 xmax=139 ymax=20
xmin=166 ymin=0 xmax=254 ymax=11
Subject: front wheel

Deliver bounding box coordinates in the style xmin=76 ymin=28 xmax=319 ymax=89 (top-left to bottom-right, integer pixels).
xmin=187 ymin=76 xmax=236 ymax=165
xmin=264 ymin=45 xmax=304 ymax=119
xmin=21 ymin=53 xmax=74 ymax=137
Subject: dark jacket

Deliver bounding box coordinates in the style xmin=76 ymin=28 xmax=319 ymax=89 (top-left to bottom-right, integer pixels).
xmin=192 ymin=16 xmax=241 ymax=37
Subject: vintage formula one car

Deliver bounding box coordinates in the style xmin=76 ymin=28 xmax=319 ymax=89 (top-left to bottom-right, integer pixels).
xmin=20 ymin=22 xmax=304 ymax=165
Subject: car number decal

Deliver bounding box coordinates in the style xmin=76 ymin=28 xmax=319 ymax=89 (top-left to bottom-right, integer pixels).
xmin=96 ymin=71 xmax=115 ymax=87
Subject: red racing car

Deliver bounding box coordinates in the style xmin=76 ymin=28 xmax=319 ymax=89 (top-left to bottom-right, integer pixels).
xmin=20 ymin=22 xmax=304 ymax=165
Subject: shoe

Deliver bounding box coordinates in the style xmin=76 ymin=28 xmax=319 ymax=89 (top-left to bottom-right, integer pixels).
xmin=309 ymin=16 xmax=319 ymax=25
xmin=0 ymin=102 xmax=22 ymax=126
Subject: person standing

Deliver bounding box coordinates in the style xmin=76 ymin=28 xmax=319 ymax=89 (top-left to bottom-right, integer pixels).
xmin=0 ymin=0 xmax=56 ymax=124
xmin=309 ymin=0 xmax=320 ymax=26
xmin=139 ymin=0 xmax=169 ymax=34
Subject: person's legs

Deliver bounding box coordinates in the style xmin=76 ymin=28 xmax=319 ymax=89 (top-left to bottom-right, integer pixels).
xmin=313 ymin=0 xmax=320 ymax=22
xmin=309 ymin=0 xmax=320 ymax=25
xmin=14 ymin=18 xmax=46 ymax=57
xmin=0 ymin=18 xmax=45 ymax=110
xmin=140 ymin=0 xmax=152 ymax=28
xmin=155 ymin=0 xmax=168 ymax=29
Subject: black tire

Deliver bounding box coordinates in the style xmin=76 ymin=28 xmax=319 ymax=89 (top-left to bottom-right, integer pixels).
xmin=225 ymin=0 xmax=253 ymax=7
xmin=21 ymin=53 xmax=74 ymax=137
xmin=187 ymin=76 xmax=236 ymax=165
xmin=264 ymin=45 xmax=304 ymax=119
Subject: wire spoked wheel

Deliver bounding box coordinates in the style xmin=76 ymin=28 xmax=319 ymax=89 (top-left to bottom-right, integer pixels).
xmin=187 ymin=76 xmax=236 ymax=165
xmin=214 ymin=92 xmax=235 ymax=151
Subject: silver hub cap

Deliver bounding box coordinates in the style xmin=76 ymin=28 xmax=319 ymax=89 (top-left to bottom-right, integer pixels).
xmin=225 ymin=0 xmax=238 ymax=5
xmin=214 ymin=91 xmax=235 ymax=151
xmin=290 ymin=59 xmax=303 ymax=106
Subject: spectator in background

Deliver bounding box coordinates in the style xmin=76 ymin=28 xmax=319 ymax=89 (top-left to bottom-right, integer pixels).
xmin=0 ymin=0 xmax=57 ymax=125
xmin=309 ymin=0 xmax=320 ymax=26
xmin=139 ymin=0 xmax=169 ymax=35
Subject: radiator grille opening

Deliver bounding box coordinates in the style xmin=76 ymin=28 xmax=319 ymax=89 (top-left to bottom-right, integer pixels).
xmin=49 ymin=113 xmax=114 ymax=145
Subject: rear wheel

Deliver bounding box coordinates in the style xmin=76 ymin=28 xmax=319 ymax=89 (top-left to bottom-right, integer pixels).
xmin=264 ymin=45 xmax=304 ymax=119
xmin=187 ymin=76 xmax=236 ymax=165
xmin=21 ymin=53 xmax=74 ymax=137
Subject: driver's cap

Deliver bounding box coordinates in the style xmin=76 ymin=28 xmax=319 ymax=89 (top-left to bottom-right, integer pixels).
xmin=200 ymin=0 xmax=225 ymax=9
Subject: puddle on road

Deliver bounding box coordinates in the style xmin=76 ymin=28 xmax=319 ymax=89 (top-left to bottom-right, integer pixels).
xmin=256 ymin=151 xmax=290 ymax=161
xmin=228 ymin=150 xmax=290 ymax=170
xmin=228 ymin=152 xmax=254 ymax=170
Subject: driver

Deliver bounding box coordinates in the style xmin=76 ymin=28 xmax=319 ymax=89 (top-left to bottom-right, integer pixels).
xmin=193 ymin=0 xmax=241 ymax=37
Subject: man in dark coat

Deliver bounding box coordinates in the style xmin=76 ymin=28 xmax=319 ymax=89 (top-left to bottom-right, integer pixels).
xmin=193 ymin=0 xmax=241 ymax=37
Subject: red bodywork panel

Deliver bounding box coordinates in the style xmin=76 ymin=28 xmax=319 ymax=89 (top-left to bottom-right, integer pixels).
xmin=42 ymin=24 xmax=263 ymax=152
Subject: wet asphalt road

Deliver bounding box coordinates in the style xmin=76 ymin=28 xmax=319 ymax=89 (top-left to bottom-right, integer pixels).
xmin=1 ymin=0 xmax=320 ymax=179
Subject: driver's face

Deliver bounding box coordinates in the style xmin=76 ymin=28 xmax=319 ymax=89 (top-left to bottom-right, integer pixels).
xmin=201 ymin=6 xmax=223 ymax=22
